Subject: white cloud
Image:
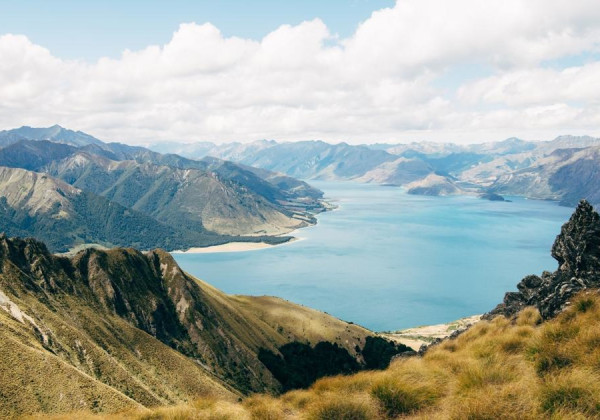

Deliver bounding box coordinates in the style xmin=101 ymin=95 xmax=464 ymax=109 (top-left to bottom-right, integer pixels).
xmin=1 ymin=0 xmax=600 ymax=144
xmin=459 ymin=63 xmax=600 ymax=106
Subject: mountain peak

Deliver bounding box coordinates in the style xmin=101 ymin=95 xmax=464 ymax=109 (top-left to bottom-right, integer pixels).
xmin=0 ymin=125 xmax=104 ymax=148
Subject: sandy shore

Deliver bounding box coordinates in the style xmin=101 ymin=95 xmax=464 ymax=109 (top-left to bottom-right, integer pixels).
xmin=171 ymin=237 xmax=303 ymax=254
xmin=383 ymin=314 xmax=482 ymax=351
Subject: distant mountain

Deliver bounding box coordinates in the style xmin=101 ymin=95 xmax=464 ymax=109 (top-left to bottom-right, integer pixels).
xmin=405 ymin=173 xmax=463 ymax=196
xmin=42 ymin=151 xmax=310 ymax=236
xmin=201 ymin=135 xmax=594 ymax=206
xmin=357 ymin=157 xmax=434 ymax=185
xmin=221 ymin=141 xmax=399 ymax=180
xmin=0 ymin=235 xmax=400 ymax=416
xmin=147 ymin=138 xmax=557 ymax=195
xmin=489 ymin=146 xmax=600 ymax=206
xmin=0 ymin=127 xmax=327 ymax=251
xmin=6 ymin=125 xmax=600 ymax=210
xmin=152 ymin=140 xmax=399 ymax=180
xmin=0 ymin=125 xmax=104 ymax=148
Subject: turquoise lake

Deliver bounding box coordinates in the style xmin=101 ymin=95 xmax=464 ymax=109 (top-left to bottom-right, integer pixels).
xmin=173 ymin=181 xmax=574 ymax=331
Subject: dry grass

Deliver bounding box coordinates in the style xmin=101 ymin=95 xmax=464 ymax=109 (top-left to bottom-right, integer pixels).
xmin=26 ymin=291 xmax=600 ymax=419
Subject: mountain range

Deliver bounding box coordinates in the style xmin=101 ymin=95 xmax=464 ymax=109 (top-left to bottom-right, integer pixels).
xmin=153 ymin=135 xmax=600 ymax=206
xmin=0 ymin=126 xmax=328 ymax=252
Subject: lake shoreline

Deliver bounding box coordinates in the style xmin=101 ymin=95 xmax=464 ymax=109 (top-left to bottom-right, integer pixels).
xmin=171 ymin=236 xmax=304 ymax=254
xmin=172 ymin=181 xmax=572 ymax=331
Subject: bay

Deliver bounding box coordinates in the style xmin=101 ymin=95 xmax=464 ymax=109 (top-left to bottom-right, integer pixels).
xmin=173 ymin=181 xmax=573 ymax=331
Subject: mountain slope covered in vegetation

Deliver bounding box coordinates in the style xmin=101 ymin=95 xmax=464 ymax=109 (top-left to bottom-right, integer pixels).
xmin=0 ymin=234 xmax=403 ymax=417
xmin=0 ymin=127 xmax=328 ymax=251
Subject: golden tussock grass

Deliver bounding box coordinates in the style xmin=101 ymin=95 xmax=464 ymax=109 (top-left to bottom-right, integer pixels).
xmin=50 ymin=291 xmax=600 ymax=419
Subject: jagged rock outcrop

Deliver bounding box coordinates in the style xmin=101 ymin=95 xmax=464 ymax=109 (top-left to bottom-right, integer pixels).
xmin=486 ymin=199 xmax=600 ymax=319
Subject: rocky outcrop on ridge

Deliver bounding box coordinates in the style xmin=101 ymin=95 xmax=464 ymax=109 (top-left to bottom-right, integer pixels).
xmin=486 ymin=199 xmax=600 ymax=320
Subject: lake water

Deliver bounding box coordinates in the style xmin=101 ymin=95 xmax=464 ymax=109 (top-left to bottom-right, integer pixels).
xmin=173 ymin=181 xmax=573 ymax=331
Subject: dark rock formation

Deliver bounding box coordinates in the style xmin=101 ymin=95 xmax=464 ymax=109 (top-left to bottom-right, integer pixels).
xmin=480 ymin=192 xmax=506 ymax=201
xmin=486 ymin=200 xmax=600 ymax=320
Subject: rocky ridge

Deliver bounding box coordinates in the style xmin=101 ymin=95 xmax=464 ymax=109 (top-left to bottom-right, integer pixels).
xmin=486 ymin=199 xmax=600 ymax=319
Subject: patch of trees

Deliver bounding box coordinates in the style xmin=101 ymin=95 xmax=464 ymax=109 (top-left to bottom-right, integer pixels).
xmin=362 ymin=336 xmax=414 ymax=369
xmin=259 ymin=337 xmax=415 ymax=391
xmin=258 ymin=342 xmax=360 ymax=391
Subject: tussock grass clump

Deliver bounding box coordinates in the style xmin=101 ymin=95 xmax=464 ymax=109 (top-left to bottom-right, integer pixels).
xmin=311 ymin=371 xmax=376 ymax=394
xmin=540 ymin=368 xmax=600 ymax=417
xmin=243 ymin=395 xmax=286 ymax=420
xmin=370 ymin=377 xmax=438 ymax=417
xmin=574 ymin=296 xmax=596 ymax=313
xmin=516 ymin=306 xmax=542 ymax=326
xmin=307 ymin=395 xmax=378 ymax=420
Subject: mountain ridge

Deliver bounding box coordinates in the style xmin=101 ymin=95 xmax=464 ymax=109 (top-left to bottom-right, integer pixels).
xmin=0 ymin=132 xmax=328 ymax=252
xmin=0 ymin=233 xmax=397 ymax=416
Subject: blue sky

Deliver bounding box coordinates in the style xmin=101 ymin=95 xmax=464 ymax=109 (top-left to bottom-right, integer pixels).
xmin=0 ymin=0 xmax=599 ymax=144
xmin=0 ymin=0 xmax=393 ymax=60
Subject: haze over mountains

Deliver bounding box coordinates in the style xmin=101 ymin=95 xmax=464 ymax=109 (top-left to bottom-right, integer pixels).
xmin=2 ymin=124 xmax=599 ymax=253
xmin=0 ymin=126 xmax=327 ymax=252
xmin=153 ymin=134 xmax=600 ymax=207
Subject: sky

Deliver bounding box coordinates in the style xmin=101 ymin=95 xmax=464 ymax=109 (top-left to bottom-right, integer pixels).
xmin=1 ymin=0 xmax=600 ymax=145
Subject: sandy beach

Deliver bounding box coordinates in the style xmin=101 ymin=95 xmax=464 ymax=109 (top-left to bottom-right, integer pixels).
xmin=171 ymin=237 xmax=303 ymax=254
xmin=384 ymin=314 xmax=482 ymax=351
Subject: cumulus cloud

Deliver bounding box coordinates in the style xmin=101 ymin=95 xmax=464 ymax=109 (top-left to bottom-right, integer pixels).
xmin=1 ymin=0 xmax=600 ymax=144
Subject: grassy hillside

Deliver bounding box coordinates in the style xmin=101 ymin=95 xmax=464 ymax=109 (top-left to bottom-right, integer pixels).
xmin=82 ymin=291 xmax=600 ymax=419
xmin=231 ymin=295 xmax=373 ymax=359
xmin=0 ymin=166 xmax=229 ymax=252
xmin=0 ymin=235 xmax=395 ymax=417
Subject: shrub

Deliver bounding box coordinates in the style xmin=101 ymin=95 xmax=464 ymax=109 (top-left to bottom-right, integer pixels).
xmin=258 ymin=341 xmax=360 ymax=391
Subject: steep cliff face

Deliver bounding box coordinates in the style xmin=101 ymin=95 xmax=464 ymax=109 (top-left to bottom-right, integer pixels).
xmin=487 ymin=200 xmax=600 ymax=319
